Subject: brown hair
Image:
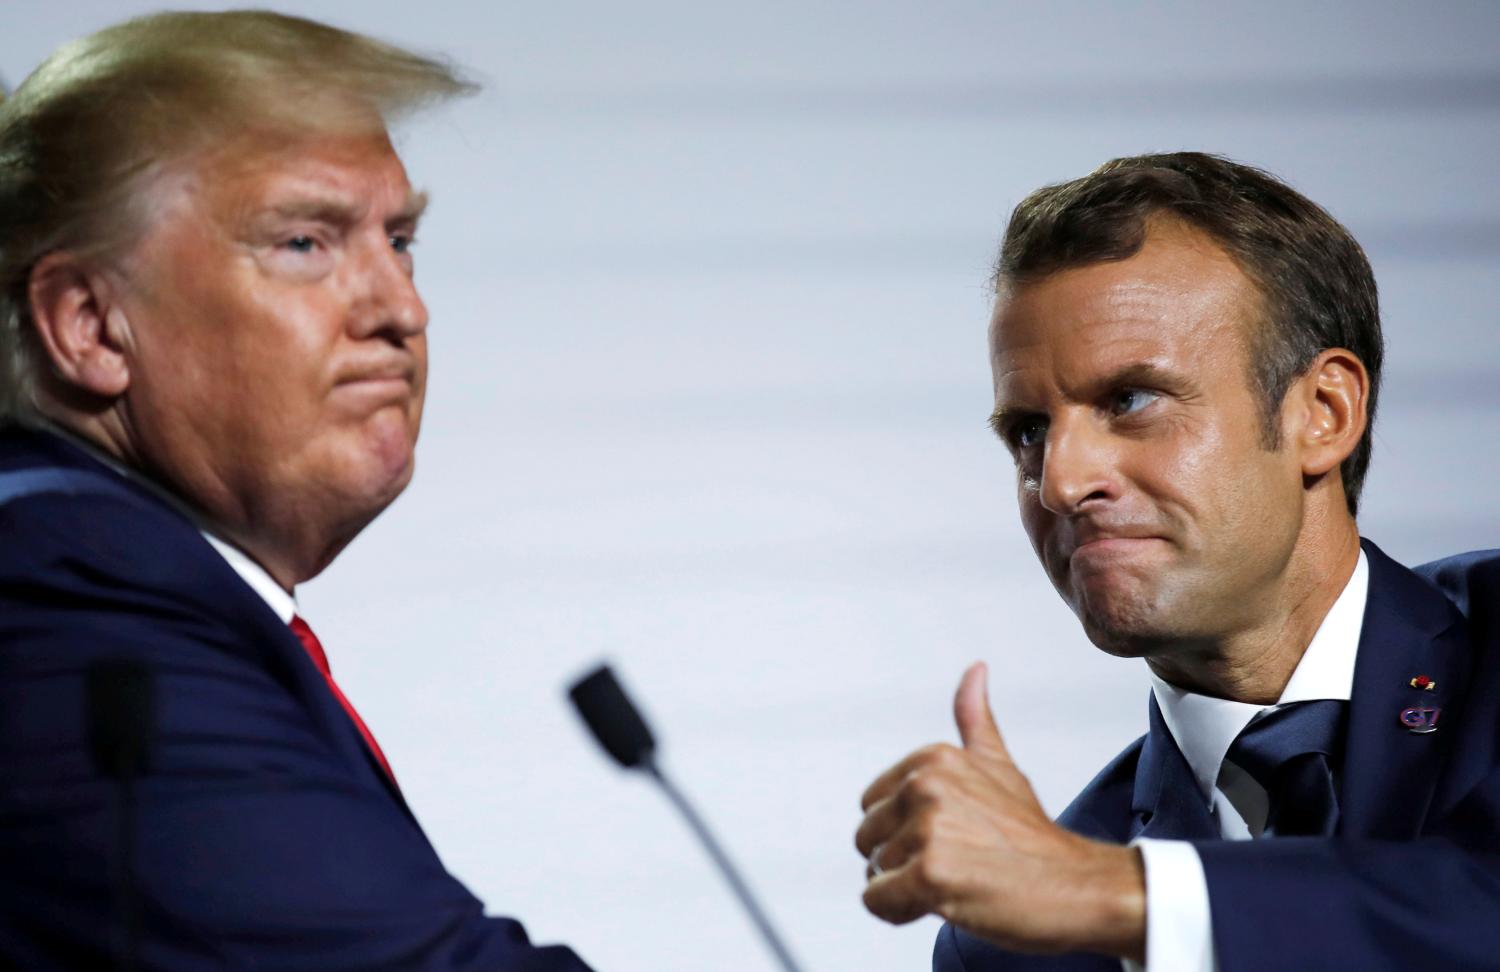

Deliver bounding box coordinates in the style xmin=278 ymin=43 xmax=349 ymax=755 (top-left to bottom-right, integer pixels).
xmin=0 ymin=10 xmax=474 ymax=420
xmin=995 ymin=151 xmax=1383 ymax=515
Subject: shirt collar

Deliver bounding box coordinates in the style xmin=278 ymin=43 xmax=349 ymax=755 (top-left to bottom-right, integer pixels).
xmin=201 ymin=533 xmax=298 ymax=624
xmin=37 ymin=419 xmax=299 ymax=623
xmin=1149 ymin=549 xmax=1369 ymax=799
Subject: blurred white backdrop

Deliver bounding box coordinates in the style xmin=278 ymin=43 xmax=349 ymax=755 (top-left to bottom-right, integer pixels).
xmin=5 ymin=2 xmax=1499 ymax=969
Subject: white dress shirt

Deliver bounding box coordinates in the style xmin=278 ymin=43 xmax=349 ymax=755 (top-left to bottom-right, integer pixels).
xmin=1126 ymin=550 xmax=1369 ymax=972
xmin=200 ymin=533 xmax=297 ymax=622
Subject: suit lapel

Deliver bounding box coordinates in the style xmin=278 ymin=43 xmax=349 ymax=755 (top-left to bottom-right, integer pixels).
xmin=261 ymin=611 xmax=417 ymax=822
xmin=1339 ymin=539 xmax=1469 ymax=838
xmin=11 ymin=427 xmax=420 ymax=826
xmin=1130 ymin=694 xmax=1220 ymax=840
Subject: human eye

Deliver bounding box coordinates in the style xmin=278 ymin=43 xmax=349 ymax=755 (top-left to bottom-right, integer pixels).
xmin=1109 ymin=388 xmax=1159 ymax=417
xmin=389 ymin=233 xmax=416 ymax=254
xmin=1015 ymin=416 xmax=1048 ymax=448
xmin=262 ymin=229 xmax=333 ymax=280
xmin=998 ymin=415 xmax=1048 ymax=454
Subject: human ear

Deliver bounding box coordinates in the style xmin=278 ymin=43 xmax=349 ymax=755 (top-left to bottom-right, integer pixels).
xmin=1289 ymin=348 xmax=1369 ymax=478
xmin=27 ymin=252 xmax=133 ymax=399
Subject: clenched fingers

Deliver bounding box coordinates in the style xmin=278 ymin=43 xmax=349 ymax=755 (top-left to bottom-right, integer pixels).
xmin=856 ymin=746 xmax=969 ymax=859
xmin=861 ymin=831 xmax=949 ymax=926
xmin=860 ymin=742 xmax=963 ymax=812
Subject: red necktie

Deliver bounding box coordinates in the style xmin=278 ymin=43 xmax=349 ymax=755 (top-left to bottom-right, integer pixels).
xmin=289 ymin=615 xmax=398 ymax=788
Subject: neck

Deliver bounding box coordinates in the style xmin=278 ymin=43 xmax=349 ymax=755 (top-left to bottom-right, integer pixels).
xmin=36 ymin=406 xmax=320 ymax=593
xmin=1146 ymin=513 xmax=1362 ymax=704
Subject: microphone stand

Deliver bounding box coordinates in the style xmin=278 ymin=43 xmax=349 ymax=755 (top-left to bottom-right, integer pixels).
xmin=569 ymin=664 xmax=806 ymax=972
xmin=641 ymin=759 xmax=805 ymax=972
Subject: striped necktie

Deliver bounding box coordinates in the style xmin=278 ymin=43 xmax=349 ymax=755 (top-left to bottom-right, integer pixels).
xmin=1226 ymin=700 xmax=1345 ymax=837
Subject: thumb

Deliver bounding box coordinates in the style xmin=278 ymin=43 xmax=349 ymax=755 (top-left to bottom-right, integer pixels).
xmin=953 ymin=661 xmax=1009 ymax=759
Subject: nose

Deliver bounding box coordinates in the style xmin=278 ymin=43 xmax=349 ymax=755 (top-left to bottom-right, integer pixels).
xmin=1037 ymin=414 xmax=1118 ymax=515
xmin=349 ymin=238 xmax=428 ymax=342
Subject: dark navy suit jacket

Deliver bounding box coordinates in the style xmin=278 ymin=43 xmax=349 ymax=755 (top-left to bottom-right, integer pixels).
xmin=0 ymin=426 xmax=593 ymax=970
xmin=935 ymin=538 xmax=1500 ymax=972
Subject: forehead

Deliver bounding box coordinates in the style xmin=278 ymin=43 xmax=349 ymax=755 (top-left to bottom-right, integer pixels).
xmin=185 ymin=130 xmax=417 ymax=222
xmin=989 ymin=224 xmax=1259 ymax=398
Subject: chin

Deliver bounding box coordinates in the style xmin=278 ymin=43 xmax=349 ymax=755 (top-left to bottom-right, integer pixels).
xmin=359 ymin=448 xmax=416 ymax=510
xmin=1071 ymin=583 xmax=1179 ymax=658
xmin=315 ymin=427 xmax=418 ymax=529
xmin=1081 ymin=622 xmax=1173 ymax=659
xmin=360 ymin=411 xmax=419 ymax=490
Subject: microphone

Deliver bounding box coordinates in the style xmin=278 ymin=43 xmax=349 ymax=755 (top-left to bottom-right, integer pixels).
xmin=88 ymin=660 xmax=155 ymax=972
xmin=568 ymin=665 xmax=806 ymax=972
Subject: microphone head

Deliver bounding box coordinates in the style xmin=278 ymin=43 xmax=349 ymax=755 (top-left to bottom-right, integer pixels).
xmin=568 ymin=664 xmax=657 ymax=769
xmin=87 ymin=659 xmax=154 ymax=781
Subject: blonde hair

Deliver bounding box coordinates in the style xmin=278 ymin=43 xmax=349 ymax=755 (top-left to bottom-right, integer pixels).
xmin=0 ymin=10 xmax=474 ymax=420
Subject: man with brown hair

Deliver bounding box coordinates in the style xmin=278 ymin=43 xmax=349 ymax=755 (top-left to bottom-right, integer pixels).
xmin=0 ymin=12 xmax=591 ymax=969
xmin=854 ymin=153 xmax=1500 ymax=971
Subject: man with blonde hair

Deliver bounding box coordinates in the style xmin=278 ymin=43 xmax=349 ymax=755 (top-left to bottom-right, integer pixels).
xmin=0 ymin=12 xmax=591 ymax=969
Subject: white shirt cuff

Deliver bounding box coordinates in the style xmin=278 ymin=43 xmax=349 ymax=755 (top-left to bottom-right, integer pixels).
xmin=1121 ymin=838 xmax=1216 ymax=972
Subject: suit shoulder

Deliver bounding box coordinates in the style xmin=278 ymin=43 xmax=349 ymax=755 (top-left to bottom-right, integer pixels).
xmin=1416 ymin=549 xmax=1500 ymax=620
xmin=1 ymin=486 xmax=206 ymax=587
xmin=0 ymin=487 xmax=266 ymax=658
xmin=1055 ymin=735 xmax=1145 ymax=839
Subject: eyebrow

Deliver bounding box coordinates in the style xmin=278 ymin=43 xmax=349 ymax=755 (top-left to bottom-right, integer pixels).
xmin=391 ymin=190 xmax=430 ymax=228
xmin=257 ymin=188 xmax=429 ymax=230
xmin=1091 ymin=361 xmax=1183 ymax=394
xmin=987 ymin=360 xmax=1186 ymax=437
xmin=987 ymin=406 xmax=1017 ymax=439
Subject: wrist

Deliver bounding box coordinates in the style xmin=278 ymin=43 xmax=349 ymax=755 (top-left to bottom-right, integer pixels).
xmin=1072 ymin=841 xmax=1147 ymax=962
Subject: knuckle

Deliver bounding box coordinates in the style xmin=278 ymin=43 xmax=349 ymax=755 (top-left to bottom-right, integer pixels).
xmin=911 ymin=810 xmax=938 ymax=848
xmin=863 ymin=882 xmax=922 ymax=926
xmin=914 ymin=742 xmax=959 ymax=767
xmin=928 ymin=743 xmax=964 ymax=767
xmin=905 ymin=767 xmax=949 ymax=804
xmin=914 ymin=850 xmax=949 ymax=890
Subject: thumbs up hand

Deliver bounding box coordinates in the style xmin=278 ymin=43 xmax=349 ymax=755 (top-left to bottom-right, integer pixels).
xmin=855 ymin=663 xmax=1147 ymax=961
xmin=953 ymin=660 xmax=1011 ymax=761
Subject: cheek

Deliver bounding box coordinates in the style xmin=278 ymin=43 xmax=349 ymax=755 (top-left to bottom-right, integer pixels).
xmin=1017 ymin=492 xmax=1057 ymax=568
xmin=1144 ymin=420 xmax=1296 ymax=551
xmin=1128 ymin=416 xmax=1231 ymax=510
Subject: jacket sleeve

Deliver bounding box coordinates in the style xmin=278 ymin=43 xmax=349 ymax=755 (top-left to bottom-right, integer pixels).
xmin=0 ymin=492 xmax=593 ymax=971
xmin=1195 ymin=825 xmax=1500 ymax=972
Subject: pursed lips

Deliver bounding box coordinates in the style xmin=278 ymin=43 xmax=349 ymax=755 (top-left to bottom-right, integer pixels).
xmin=1057 ymin=526 xmax=1165 ymax=569
xmin=331 ymin=360 xmax=419 ymax=408
xmin=334 ymin=360 xmax=416 ymax=389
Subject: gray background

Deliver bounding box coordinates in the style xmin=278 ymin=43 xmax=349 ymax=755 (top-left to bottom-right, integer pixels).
xmin=5 ymin=2 xmax=1498 ymax=969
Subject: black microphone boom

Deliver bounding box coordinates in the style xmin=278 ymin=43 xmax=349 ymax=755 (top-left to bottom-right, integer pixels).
xmin=569 ymin=666 xmax=656 ymax=769
xmin=88 ymin=660 xmax=154 ymax=781
xmin=568 ymin=664 xmax=806 ymax=972
xmin=87 ymin=659 xmax=155 ymax=972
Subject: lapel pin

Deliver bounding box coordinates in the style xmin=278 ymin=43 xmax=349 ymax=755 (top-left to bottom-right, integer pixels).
xmin=1409 ymin=675 xmax=1436 ymax=691
xmin=1400 ymin=706 xmax=1441 ymax=734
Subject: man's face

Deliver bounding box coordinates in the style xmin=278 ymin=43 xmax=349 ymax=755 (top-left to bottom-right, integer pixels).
xmin=989 ymin=222 xmax=1307 ymax=659
xmin=114 ymin=130 xmax=429 ymax=574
